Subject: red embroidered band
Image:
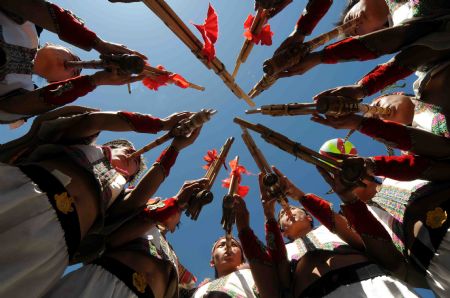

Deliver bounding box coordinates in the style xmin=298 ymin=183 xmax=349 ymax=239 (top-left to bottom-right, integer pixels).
xmin=155 ymin=146 xmax=179 ymax=177
xmin=41 ymin=75 xmax=96 ymax=106
xmin=359 ymin=62 xmax=414 ymax=96
xmin=117 ymin=111 xmax=163 ymax=134
xmin=143 ymin=197 xmax=181 ymax=222
xmin=300 ymin=193 xmax=335 ymax=232
xmin=359 ymin=117 xmax=412 ymax=150
xmin=47 ymin=3 xmax=98 ymax=51
xmin=265 ymin=218 xmax=287 ymax=262
xmin=321 ymin=37 xmax=378 ymax=64
xmin=296 ymin=0 xmax=333 ymax=35
xmin=371 ymin=155 xmax=431 ymax=181
xmin=238 ymin=227 xmax=272 ymax=263
xmin=341 ymin=200 xmax=391 ymax=241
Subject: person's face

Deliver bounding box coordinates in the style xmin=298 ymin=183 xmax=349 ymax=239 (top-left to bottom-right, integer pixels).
xmin=211 ymin=239 xmax=243 ymax=271
xmin=110 ymin=147 xmax=140 ymax=180
xmin=344 ymin=1 xmax=388 ymax=35
xmin=35 ymin=44 xmax=80 ymax=82
xmin=371 ymin=94 xmax=415 ymax=125
xmin=279 ymin=207 xmax=312 ymax=239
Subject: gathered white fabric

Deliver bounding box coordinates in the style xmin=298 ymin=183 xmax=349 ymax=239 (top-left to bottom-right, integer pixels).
xmin=324 ymin=275 xmax=419 ymax=298
xmin=0 ymin=163 xmax=68 ymax=297
xmin=0 ymin=10 xmax=37 ymax=96
xmin=193 ymin=269 xmax=258 ymax=298
xmin=426 ymin=228 xmax=450 ymax=298
xmin=46 ymin=264 xmax=137 ymax=298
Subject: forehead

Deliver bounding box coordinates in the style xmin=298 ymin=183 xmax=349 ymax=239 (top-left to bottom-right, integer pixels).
xmin=279 ymin=207 xmax=305 ymax=218
xmin=213 ymin=238 xmax=240 ymax=251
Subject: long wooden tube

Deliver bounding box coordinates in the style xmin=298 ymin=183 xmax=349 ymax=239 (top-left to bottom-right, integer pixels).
xmin=142 ymin=0 xmax=255 ymax=106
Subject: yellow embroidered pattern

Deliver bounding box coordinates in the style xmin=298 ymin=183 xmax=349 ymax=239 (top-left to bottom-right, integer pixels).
xmin=54 ymin=192 xmax=74 ymax=214
xmin=132 ymin=272 xmax=147 ymax=293
xmin=426 ymin=207 xmax=448 ymax=229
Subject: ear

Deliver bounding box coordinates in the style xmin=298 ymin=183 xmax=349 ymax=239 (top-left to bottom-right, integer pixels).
xmin=209 ymin=259 xmax=215 ymax=267
xmin=307 ymin=215 xmax=313 ymax=223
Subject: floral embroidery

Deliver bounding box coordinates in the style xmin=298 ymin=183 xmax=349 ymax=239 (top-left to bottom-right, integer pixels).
xmin=54 ymin=192 xmax=74 ymax=214
xmin=426 ymin=207 xmax=448 ymax=229
xmin=132 ymin=272 xmax=147 ymax=293
xmin=146 ymin=198 xmax=165 ymax=210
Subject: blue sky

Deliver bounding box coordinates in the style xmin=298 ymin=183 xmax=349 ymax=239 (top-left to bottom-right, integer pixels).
xmin=0 ymin=0 xmax=432 ymax=296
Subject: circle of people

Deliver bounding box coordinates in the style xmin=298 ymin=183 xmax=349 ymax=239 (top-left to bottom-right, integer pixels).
xmin=1 ymin=0 xmax=450 ymax=297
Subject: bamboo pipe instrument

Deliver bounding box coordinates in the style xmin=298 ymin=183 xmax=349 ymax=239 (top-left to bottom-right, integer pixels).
xmin=141 ymin=0 xmax=255 ymax=107
xmin=65 ymin=54 xmax=145 ymax=74
xmin=234 ymin=118 xmax=368 ymax=187
xmin=240 ymin=128 xmax=294 ymax=220
xmin=233 ymin=117 xmax=341 ymax=173
xmin=263 ymin=17 xmax=360 ymax=76
xmin=232 ymin=9 xmax=267 ymax=78
xmin=248 ymin=18 xmax=359 ymax=98
xmin=246 ymin=96 xmax=392 ymax=117
xmin=129 ymin=109 xmax=217 ymax=159
xmin=221 ymin=156 xmax=240 ymax=253
xmin=185 ymin=137 xmax=235 ymax=220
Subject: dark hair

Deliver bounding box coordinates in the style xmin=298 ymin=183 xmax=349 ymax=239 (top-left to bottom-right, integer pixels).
xmin=336 ymin=0 xmax=360 ymax=27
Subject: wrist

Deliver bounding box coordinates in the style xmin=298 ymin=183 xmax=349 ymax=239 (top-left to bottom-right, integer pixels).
xmin=89 ymin=73 xmax=101 ymax=86
xmin=92 ymin=37 xmax=104 ymax=52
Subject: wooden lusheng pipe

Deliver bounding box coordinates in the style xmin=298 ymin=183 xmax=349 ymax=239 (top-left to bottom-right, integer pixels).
xmin=65 ymin=54 xmax=145 ymax=74
xmin=240 ymin=128 xmax=294 ymax=220
xmin=221 ymin=156 xmax=240 ymax=253
xmin=233 ymin=117 xmax=367 ymax=187
xmin=248 ymin=18 xmax=359 ymax=98
xmin=141 ymin=0 xmax=255 ymax=106
xmin=245 ymin=96 xmax=392 ymax=117
xmin=129 ymin=109 xmax=217 ymax=159
xmin=263 ymin=17 xmax=360 ymax=76
xmin=232 ymin=9 xmax=267 ymax=78
xmin=185 ymin=137 xmax=235 ymax=220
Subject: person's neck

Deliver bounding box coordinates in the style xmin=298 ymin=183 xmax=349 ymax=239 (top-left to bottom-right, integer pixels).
xmin=217 ymin=266 xmax=239 ymax=278
xmin=290 ymin=226 xmax=313 ymax=241
xmin=32 ymin=51 xmax=48 ymax=78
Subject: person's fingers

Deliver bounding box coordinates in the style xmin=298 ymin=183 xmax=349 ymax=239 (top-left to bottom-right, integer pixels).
xmin=313 ymin=90 xmax=336 ymax=100
xmin=271 ymin=166 xmax=285 ymax=178
xmin=126 ymin=74 xmax=145 ymax=83
xmin=130 ymin=49 xmax=148 ymax=60
xmin=258 ymin=173 xmax=265 ymax=194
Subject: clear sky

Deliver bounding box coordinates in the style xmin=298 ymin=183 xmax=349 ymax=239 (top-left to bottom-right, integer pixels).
xmin=0 ymin=0 xmax=433 ymax=296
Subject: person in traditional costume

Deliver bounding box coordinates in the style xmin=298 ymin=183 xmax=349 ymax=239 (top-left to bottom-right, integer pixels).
xmin=233 ymin=164 xmax=420 ymax=297
xmin=46 ymin=179 xmax=204 ymax=298
xmin=192 ymin=235 xmax=260 ymax=298
xmin=0 ymin=0 xmax=146 ymax=127
xmin=315 ymin=154 xmax=450 ymax=297
xmin=0 ymin=107 xmax=198 ymax=297
xmin=277 ymin=0 xmax=450 ymax=90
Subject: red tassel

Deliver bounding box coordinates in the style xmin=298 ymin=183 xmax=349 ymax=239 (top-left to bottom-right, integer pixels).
xmin=372 ymin=155 xmax=431 ymax=181
xmin=322 ymin=37 xmax=378 ymax=64
xmin=142 ymin=65 xmax=189 ymax=91
xmin=143 ymin=197 xmax=181 ymax=222
xmin=265 ymin=218 xmax=287 ymax=262
xmin=192 ymin=3 xmax=219 ymax=63
xmin=203 ymin=149 xmax=218 ymax=170
xmin=301 ymin=194 xmax=335 ymax=231
xmin=41 ymin=75 xmax=96 ymax=106
xmin=221 ymin=159 xmax=250 ymax=198
xmin=243 ymin=14 xmax=273 ymax=46
xmin=47 ymin=3 xmax=97 ymax=50
xmin=296 ymin=0 xmax=333 ymax=35
xmin=341 ymin=200 xmax=391 ymax=241
xmin=238 ymin=227 xmax=272 ymax=263
xmin=359 ymin=62 xmax=414 ymax=96
xmin=359 ymin=118 xmax=412 ymax=150
xmin=117 ymin=111 xmax=163 ymax=134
